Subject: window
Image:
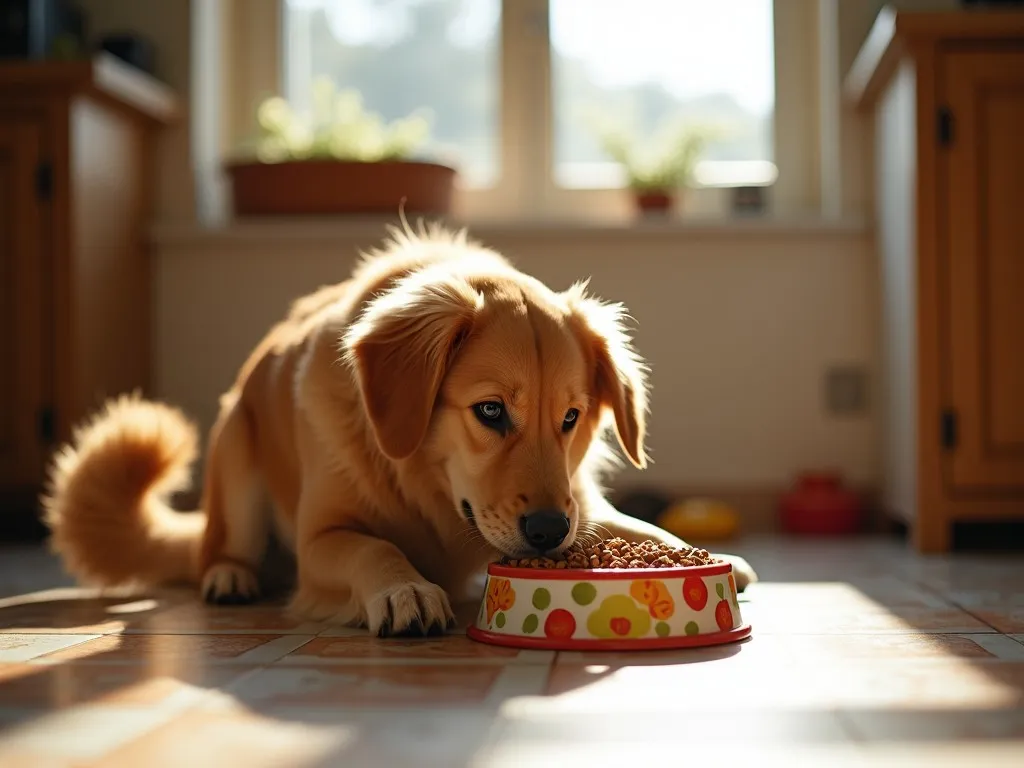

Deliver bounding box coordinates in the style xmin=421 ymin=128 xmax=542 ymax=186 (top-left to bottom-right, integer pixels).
xmin=550 ymin=0 xmax=775 ymax=189
xmin=215 ymin=0 xmax=832 ymax=222
xmin=283 ymin=0 xmax=500 ymax=186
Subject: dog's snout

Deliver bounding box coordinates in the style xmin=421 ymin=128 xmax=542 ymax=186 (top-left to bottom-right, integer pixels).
xmin=519 ymin=509 xmax=570 ymax=552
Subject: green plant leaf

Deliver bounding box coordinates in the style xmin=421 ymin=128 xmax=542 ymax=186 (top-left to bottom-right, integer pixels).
xmin=597 ymin=118 xmax=710 ymax=191
xmin=244 ymin=86 xmax=433 ymax=164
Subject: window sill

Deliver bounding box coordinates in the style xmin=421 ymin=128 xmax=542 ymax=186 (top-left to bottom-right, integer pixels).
xmin=152 ymin=214 xmax=869 ymax=248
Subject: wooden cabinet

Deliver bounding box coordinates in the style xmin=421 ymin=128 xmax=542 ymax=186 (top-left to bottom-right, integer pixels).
xmin=0 ymin=55 xmax=175 ymax=536
xmin=0 ymin=116 xmax=49 ymax=497
xmin=849 ymin=8 xmax=1024 ymax=551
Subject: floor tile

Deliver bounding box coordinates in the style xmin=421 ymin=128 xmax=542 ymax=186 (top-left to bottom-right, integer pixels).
xmin=965 ymin=634 xmax=1024 ymax=660
xmin=33 ymin=633 xmax=313 ymax=665
xmin=741 ymin=602 xmax=992 ymax=634
xmin=771 ymin=633 xmax=1015 ymax=661
xmin=481 ymin=741 xmax=1024 ymax=768
xmin=97 ymin=710 xmax=352 ymax=768
xmin=843 ymin=708 xmax=1024 ymax=741
xmin=0 ymin=634 xmax=99 ymax=663
xmin=125 ymin=603 xmax=327 ymax=635
xmin=314 ymin=601 xmax=481 ymax=637
xmin=0 ymin=661 xmax=256 ymax=709
xmin=746 ymin=579 xmax=953 ymax=609
xmin=543 ymin=660 xmax=1024 ymax=712
xmin=807 ymin=660 xmax=1024 ymax=710
xmin=941 ymin=590 xmax=1024 ymax=609
xmin=275 ymin=708 xmax=503 ymax=768
xmin=553 ymin=638 xmax=753 ymax=667
xmin=0 ymin=594 xmax=175 ymax=635
xmin=475 ymin=740 xmax=868 ymax=767
xmin=903 ymin=560 xmax=1024 ymax=592
xmin=969 ymin=608 xmax=1024 ymax=634
xmin=281 ymin=634 xmax=553 ymax=665
xmin=0 ymin=706 xmax=178 ymax=761
xmin=2 ymin=536 xmax=1024 ymax=764
xmin=220 ymin=663 xmax=549 ymax=709
xmin=551 ymin=633 xmax=1014 ymax=668
xmin=850 ymin=743 xmax=1024 ymax=767
xmin=491 ymin=706 xmax=855 ymax=744
xmin=0 ymin=754 xmax=76 ymax=768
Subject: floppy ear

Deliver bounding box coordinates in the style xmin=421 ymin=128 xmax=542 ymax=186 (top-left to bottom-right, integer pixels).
xmin=344 ymin=272 xmax=482 ymax=460
xmin=565 ymin=281 xmax=649 ymax=469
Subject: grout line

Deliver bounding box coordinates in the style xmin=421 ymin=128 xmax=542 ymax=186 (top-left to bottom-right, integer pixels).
xmin=962 ymin=633 xmax=1024 ymax=660
xmin=274 ymin=652 xmax=556 ymax=667
xmin=933 ymin=597 xmax=1009 ymax=635
xmin=120 ymin=627 xmax=327 ymax=636
xmin=903 ymin=578 xmax=1013 ymax=634
xmin=233 ymin=634 xmax=318 ymax=664
xmin=831 ymin=709 xmax=869 ymax=743
xmin=10 ymin=634 xmax=103 ymax=664
xmin=483 ymin=660 xmax=553 ymax=707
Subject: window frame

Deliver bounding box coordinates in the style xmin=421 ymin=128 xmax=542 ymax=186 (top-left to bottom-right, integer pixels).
xmin=209 ymin=0 xmax=837 ymax=224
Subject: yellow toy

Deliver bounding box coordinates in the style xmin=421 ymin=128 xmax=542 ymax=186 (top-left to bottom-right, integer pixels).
xmin=658 ymin=498 xmax=739 ymax=542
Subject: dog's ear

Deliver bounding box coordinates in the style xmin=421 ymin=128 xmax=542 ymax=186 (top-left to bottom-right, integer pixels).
xmin=344 ymin=272 xmax=482 ymax=460
xmin=565 ymin=282 xmax=649 ymax=469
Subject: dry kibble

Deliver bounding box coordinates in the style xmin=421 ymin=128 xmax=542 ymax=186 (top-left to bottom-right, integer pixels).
xmin=500 ymin=538 xmax=721 ymax=570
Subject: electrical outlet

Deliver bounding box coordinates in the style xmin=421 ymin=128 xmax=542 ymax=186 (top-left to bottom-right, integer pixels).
xmin=824 ymin=365 xmax=868 ymax=416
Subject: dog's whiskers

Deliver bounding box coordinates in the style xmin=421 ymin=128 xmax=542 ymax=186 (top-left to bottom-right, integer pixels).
xmin=572 ymin=520 xmax=611 ymax=550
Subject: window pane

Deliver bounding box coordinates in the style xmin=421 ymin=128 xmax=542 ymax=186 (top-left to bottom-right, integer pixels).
xmin=283 ymin=0 xmax=499 ymax=186
xmin=551 ymin=0 xmax=775 ymax=188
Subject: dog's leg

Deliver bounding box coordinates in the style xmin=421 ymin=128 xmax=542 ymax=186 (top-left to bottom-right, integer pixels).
xmin=293 ymin=527 xmax=455 ymax=637
xmin=198 ymin=400 xmax=268 ymax=605
xmin=575 ymin=476 xmax=758 ymax=590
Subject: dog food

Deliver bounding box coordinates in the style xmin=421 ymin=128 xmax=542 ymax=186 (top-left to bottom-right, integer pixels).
xmin=501 ymin=537 xmax=720 ymax=570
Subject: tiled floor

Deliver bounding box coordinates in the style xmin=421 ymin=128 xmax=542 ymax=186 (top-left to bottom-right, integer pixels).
xmin=0 ymin=536 xmax=1023 ymax=766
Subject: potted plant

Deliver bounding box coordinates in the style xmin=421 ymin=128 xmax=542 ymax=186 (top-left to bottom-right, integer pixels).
xmin=600 ymin=124 xmax=708 ymax=217
xmin=225 ymin=79 xmax=457 ymax=217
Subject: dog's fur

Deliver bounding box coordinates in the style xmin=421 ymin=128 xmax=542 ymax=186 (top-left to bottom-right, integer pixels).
xmin=42 ymin=226 xmax=757 ymax=636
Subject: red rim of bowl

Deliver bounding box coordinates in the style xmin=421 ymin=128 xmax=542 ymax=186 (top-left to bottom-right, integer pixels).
xmin=486 ymin=561 xmax=733 ymax=581
xmin=466 ymin=623 xmax=752 ymax=651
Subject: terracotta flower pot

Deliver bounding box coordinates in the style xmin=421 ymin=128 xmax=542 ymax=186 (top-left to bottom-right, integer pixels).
xmin=633 ymin=190 xmax=675 ymax=217
xmin=225 ymin=159 xmax=457 ymax=216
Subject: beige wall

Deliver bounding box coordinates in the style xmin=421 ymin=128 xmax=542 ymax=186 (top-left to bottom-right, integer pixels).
xmin=155 ymin=224 xmax=879 ymax=492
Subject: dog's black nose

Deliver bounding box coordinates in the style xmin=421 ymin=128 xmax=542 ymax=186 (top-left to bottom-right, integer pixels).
xmin=519 ymin=509 xmax=570 ymax=552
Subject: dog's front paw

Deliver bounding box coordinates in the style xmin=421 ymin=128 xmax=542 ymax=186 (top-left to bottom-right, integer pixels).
xmin=367 ymin=581 xmax=455 ymax=638
xmin=202 ymin=561 xmax=261 ymax=605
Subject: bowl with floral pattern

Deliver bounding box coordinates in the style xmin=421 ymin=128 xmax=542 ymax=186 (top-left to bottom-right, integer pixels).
xmin=466 ymin=561 xmax=751 ymax=651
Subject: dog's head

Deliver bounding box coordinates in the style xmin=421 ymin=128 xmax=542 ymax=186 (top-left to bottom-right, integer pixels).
xmin=344 ymin=261 xmax=648 ymax=558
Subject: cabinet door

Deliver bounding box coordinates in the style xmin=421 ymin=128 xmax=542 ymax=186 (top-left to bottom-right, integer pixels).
xmin=0 ymin=118 xmax=49 ymax=488
xmin=942 ymin=49 xmax=1024 ymax=492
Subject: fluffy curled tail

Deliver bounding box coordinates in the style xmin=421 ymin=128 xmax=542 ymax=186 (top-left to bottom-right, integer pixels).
xmin=42 ymin=394 xmax=205 ymax=589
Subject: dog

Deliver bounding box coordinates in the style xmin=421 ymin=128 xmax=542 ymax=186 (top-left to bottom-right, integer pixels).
xmin=43 ymin=225 xmax=757 ymax=636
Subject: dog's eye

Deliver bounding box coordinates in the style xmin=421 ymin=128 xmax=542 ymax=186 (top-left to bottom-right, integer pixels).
xmin=562 ymin=408 xmax=580 ymax=432
xmin=474 ymin=402 xmax=504 ymax=423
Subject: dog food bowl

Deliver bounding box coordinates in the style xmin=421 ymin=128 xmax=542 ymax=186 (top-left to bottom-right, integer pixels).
xmin=467 ymin=561 xmax=751 ymax=651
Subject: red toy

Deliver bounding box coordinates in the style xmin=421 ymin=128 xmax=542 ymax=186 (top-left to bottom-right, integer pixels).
xmin=780 ymin=471 xmax=863 ymax=536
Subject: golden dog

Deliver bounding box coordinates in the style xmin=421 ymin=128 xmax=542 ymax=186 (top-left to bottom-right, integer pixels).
xmin=43 ymin=226 xmax=757 ymax=636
